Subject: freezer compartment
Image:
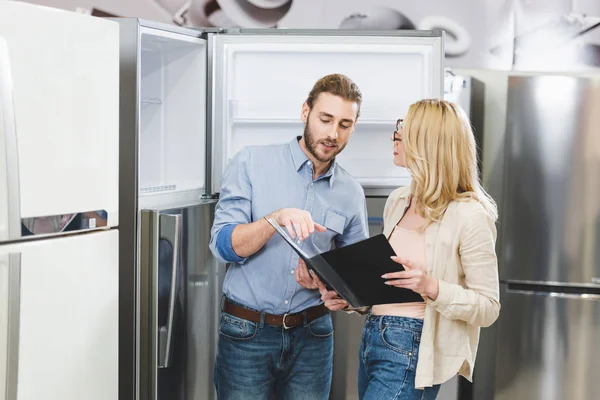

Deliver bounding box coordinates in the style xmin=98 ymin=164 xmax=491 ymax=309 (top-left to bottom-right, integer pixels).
xmin=210 ymin=32 xmax=443 ymax=193
xmin=0 ymin=2 xmax=119 ymax=228
xmin=500 ymin=75 xmax=600 ymax=285
xmin=139 ymin=27 xmax=207 ymax=196
xmin=494 ymin=283 xmax=600 ymax=400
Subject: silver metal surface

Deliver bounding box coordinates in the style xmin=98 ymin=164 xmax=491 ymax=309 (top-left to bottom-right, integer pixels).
xmin=5 ymin=253 xmax=20 ymax=400
xmin=158 ymin=213 xmax=181 ymax=369
xmin=205 ymin=31 xmax=216 ymax=196
xmin=494 ymin=284 xmax=600 ymax=400
xmin=0 ymin=37 xmax=21 ymax=241
xmin=186 ymin=200 xmax=220 ymax=400
xmin=500 ymin=75 xmax=600 ymax=285
xmin=137 ymin=18 xmax=204 ymax=38
xmin=20 ymin=210 xmax=108 ymax=237
xmin=139 ymin=210 xmax=160 ymax=400
xmin=110 ymin=17 xmax=141 ymax=400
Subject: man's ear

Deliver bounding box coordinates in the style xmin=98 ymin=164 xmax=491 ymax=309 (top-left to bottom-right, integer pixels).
xmin=301 ymin=101 xmax=310 ymax=123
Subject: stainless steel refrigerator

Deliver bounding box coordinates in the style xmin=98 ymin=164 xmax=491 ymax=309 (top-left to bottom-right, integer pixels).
xmin=111 ymin=19 xmax=444 ymax=400
xmin=494 ymin=75 xmax=600 ymax=400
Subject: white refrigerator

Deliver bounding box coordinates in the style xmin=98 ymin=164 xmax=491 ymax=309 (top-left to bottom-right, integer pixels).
xmin=0 ymin=3 xmax=120 ymax=400
xmin=111 ymin=18 xmax=444 ymax=400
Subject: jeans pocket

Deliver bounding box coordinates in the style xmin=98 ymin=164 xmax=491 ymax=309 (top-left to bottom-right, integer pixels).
xmin=380 ymin=325 xmax=416 ymax=356
xmin=307 ymin=314 xmax=334 ymax=338
xmin=219 ymin=313 xmax=258 ymax=341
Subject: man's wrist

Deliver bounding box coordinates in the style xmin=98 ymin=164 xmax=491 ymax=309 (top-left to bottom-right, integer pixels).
xmin=267 ymin=209 xmax=281 ymax=224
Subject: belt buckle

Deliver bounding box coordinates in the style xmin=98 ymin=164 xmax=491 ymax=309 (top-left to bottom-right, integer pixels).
xmin=282 ymin=313 xmax=292 ymax=329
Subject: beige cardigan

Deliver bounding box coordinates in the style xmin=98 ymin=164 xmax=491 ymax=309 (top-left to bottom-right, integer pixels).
xmin=353 ymin=186 xmax=500 ymax=388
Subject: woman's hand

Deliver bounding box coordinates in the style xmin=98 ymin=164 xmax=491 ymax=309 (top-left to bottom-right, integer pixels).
xmin=382 ymin=256 xmax=439 ymax=300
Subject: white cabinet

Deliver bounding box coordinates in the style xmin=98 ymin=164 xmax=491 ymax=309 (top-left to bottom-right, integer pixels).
xmin=0 ymin=230 xmax=119 ymax=400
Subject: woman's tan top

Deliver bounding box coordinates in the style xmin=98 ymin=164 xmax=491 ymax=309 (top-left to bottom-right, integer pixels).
xmin=349 ymin=186 xmax=500 ymax=389
xmin=371 ymin=219 xmax=427 ymax=319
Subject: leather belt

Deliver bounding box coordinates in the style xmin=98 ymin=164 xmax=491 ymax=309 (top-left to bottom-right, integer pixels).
xmin=223 ymin=299 xmax=329 ymax=329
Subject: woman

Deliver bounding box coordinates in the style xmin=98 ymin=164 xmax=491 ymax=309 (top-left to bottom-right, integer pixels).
xmin=299 ymin=99 xmax=500 ymax=399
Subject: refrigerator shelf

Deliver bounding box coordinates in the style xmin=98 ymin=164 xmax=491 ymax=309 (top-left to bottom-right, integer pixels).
xmin=230 ymin=118 xmax=394 ymax=125
xmin=141 ymin=98 xmax=163 ymax=105
xmin=228 ymin=100 xmax=405 ymax=125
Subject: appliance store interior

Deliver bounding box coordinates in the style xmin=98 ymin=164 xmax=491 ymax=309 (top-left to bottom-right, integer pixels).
xmin=1 ymin=1 xmax=599 ymax=400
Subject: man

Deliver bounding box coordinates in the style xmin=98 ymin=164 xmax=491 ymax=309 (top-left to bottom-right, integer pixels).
xmin=209 ymin=73 xmax=369 ymax=399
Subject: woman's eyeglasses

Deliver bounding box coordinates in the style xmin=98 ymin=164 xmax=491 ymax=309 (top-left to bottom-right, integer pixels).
xmin=393 ymin=119 xmax=403 ymax=141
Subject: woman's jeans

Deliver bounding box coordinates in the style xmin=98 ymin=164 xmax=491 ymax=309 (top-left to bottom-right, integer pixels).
xmin=358 ymin=314 xmax=441 ymax=400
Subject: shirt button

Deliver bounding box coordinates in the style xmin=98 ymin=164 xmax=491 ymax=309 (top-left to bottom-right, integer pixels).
xmin=307 ymin=161 xmax=312 ymax=166
xmin=310 ymin=183 xmax=314 ymax=187
xmin=284 ymin=300 xmax=289 ymax=305
xmin=291 ymin=270 xmax=295 ymax=274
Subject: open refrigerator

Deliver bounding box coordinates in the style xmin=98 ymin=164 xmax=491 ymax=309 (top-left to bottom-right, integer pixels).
xmin=1 ymin=3 xmax=120 ymax=400
xmin=111 ymin=19 xmax=444 ymax=400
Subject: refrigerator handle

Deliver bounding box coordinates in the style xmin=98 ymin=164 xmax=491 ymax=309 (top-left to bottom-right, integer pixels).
xmin=158 ymin=213 xmax=181 ymax=369
xmin=2 ymin=253 xmax=21 ymax=400
xmin=0 ymin=37 xmax=21 ymax=240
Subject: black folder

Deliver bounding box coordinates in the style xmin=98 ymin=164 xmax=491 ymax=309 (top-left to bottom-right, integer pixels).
xmin=266 ymin=218 xmax=424 ymax=308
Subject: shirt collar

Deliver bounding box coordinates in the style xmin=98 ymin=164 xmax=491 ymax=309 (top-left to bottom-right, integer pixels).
xmin=289 ymin=136 xmax=336 ymax=187
xmin=397 ymin=185 xmax=412 ymax=199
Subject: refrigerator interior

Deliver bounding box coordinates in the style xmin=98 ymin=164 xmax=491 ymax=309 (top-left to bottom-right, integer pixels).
xmin=139 ymin=27 xmax=207 ymax=196
xmin=210 ymin=32 xmax=443 ymax=194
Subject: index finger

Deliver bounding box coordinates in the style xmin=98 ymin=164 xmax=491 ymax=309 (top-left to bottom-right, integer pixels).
xmin=381 ymin=271 xmax=410 ymax=279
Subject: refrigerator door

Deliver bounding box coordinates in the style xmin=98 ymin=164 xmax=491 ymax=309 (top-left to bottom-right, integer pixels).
xmin=139 ymin=200 xmax=220 ymax=400
xmin=209 ymin=29 xmax=444 ymax=195
xmin=501 ymin=75 xmax=600 ymax=285
xmin=494 ymin=283 xmax=600 ymax=400
xmin=112 ymin=19 xmax=207 ymax=200
xmin=0 ymin=253 xmax=20 ymax=400
xmin=185 ymin=200 xmax=222 ymax=400
xmin=0 ymin=37 xmax=19 ymax=243
xmin=139 ymin=209 xmax=184 ymax=400
xmin=0 ymin=2 xmax=119 ymax=235
xmin=137 ymin=24 xmax=207 ymax=197
xmin=0 ymin=230 xmax=119 ymax=400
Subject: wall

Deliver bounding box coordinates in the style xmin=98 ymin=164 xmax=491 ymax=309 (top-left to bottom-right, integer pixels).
xmin=20 ymin=0 xmax=600 ymax=71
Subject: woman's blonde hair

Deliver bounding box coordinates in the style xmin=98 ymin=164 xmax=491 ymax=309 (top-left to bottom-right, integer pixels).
xmin=402 ymin=99 xmax=498 ymax=226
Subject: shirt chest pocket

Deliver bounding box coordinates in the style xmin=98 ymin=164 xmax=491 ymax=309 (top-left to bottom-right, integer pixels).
xmin=313 ymin=210 xmax=346 ymax=252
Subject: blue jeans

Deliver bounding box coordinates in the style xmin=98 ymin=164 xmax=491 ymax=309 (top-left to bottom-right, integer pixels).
xmin=358 ymin=314 xmax=441 ymax=400
xmin=214 ymin=307 xmax=334 ymax=400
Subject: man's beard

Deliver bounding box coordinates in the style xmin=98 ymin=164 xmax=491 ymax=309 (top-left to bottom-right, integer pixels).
xmin=303 ymin=119 xmax=347 ymax=163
